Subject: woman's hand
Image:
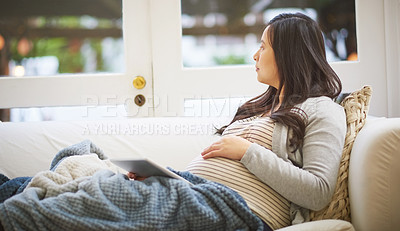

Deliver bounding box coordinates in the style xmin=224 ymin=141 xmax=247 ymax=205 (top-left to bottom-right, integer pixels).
xmin=201 ymin=135 xmax=252 ymax=160
xmin=126 ymin=172 xmax=147 ymax=181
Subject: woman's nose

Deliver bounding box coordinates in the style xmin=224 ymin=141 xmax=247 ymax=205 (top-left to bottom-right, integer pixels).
xmin=253 ymin=51 xmax=258 ymax=61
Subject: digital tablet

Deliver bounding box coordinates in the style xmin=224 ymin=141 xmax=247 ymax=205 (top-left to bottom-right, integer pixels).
xmin=110 ymin=158 xmax=192 ymax=185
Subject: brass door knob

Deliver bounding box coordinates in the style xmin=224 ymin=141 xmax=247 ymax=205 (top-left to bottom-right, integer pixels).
xmin=133 ymin=76 xmax=146 ymax=89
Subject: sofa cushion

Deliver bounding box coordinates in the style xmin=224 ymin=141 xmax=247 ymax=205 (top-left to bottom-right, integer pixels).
xmin=276 ymin=219 xmax=354 ymax=231
xmin=309 ymin=85 xmax=372 ymax=221
xmin=348 ymin=117 xmax=400 ymax=231
xmin=0 ymin=117 xmax=226 ymax=178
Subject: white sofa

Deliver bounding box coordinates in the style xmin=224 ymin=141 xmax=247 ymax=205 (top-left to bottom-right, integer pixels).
xmin=0 ymin=116 xmax=399 ymax=231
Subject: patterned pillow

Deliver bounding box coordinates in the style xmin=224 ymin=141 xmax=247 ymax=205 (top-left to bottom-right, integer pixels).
xmin=309 ymin=85 xmax=373 ymax=221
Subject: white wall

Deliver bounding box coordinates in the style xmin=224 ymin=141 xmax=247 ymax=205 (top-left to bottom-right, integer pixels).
xmin=384 ymin=0 xmax=400 ymax=117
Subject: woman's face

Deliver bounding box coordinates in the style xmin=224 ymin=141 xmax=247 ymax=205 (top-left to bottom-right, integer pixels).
xmin=253 ymin=26 xmax=280 ymax=89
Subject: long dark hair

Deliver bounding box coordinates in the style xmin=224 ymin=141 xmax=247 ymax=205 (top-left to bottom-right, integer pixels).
xmin=216 ymin=13 xmax=342 ymax=152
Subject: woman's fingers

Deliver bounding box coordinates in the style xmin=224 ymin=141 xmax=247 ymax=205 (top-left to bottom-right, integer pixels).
xmin=127 ymin=172 xmax=136 ymax=179
xmin=201 ymin=142 xmax=220 ymax=156
xmin=126 ymin=172 xmax=147 ymax=181
xmin=201 ymin=142 xmax=230 ymax=159
xmin=201 ymin=135 xmax=251 ymax=160
xmin=202 ymin=150 xmax=220 ymax=159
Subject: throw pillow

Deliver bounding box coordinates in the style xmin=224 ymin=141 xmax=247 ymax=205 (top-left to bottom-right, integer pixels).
xmin=309 ymin=85 xmax=373 ymax=221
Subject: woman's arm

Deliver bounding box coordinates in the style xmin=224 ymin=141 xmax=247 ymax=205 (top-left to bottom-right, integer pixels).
xmin=240 ymin=99 xmax=346 ymax=210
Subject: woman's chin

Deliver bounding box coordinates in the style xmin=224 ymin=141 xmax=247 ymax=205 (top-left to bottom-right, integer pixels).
xmin=256 ymin=76 xmax=268 ymax=85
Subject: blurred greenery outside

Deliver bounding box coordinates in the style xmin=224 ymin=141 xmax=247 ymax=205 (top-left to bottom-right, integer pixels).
xmin=213 ymin=55 xmax=246 ymax=65
xmin=9 ymin=16 xmax=120 ymax=73
xmin=11 ymin=38 xmax=101 ymax=73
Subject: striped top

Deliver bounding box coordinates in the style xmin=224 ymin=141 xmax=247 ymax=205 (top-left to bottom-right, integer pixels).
xmin=186 ymin=116 xmax=291 ymax=229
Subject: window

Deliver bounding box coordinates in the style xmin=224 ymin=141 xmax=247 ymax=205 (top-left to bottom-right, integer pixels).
xmin=181 ymin=0 xmax=357 ymax=68
xmin=151 ymin=0 xmax=387 ymax=117
xmin=0 ymin=0 xmax=154 ymax=121
xmin=0 ymin=0 xmax=124 ymax=77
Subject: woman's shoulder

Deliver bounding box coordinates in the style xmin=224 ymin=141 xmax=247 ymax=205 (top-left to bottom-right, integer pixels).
xmin=298 ymin=96 xmax=345 ymax=122
xmin=302 ymin=95 xmax=341 ymax=107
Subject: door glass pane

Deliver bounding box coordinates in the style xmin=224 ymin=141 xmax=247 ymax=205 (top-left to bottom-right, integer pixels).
xmin=0 ymin=0 xmax=123 ymax=77
xmin=181 ymin=0 xmax=357 ymax=67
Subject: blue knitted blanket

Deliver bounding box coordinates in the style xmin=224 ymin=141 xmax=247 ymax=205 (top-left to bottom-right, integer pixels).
xmin=0 ymin=140 xmax=264 ymax=231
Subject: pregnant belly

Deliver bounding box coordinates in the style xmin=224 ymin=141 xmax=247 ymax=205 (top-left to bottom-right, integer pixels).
xmin=185 ymin=155 xmax=291 ymax=230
